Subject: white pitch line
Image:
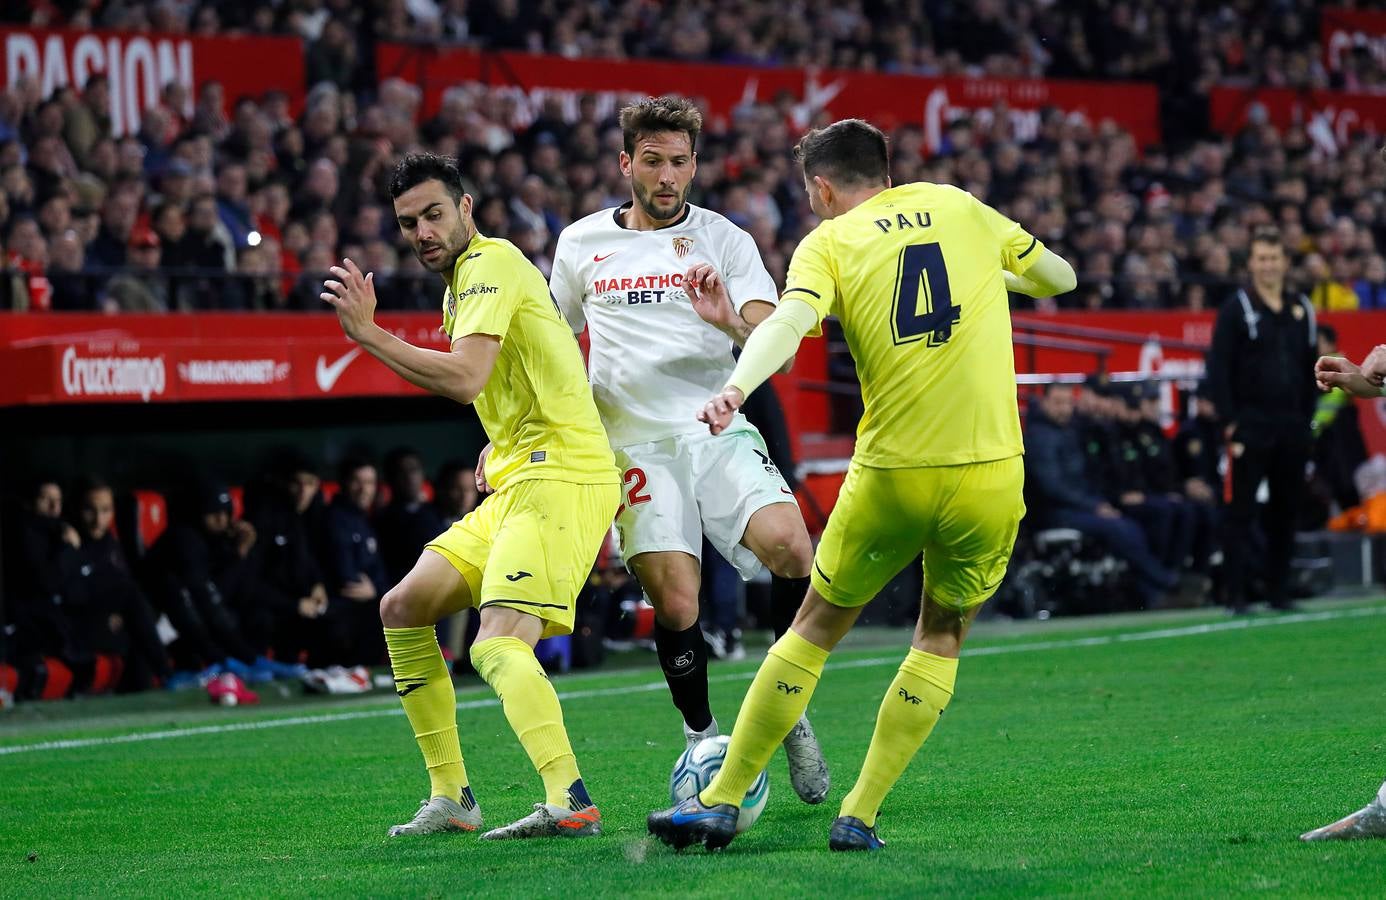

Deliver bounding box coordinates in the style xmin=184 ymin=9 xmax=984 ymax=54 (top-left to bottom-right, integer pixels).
xmin=3 ymin=604 xmax=1382 ymax=757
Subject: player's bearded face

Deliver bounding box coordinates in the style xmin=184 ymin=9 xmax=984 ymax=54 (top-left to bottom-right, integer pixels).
xmin=626 ymin=133 xmax=695 ymax=222
xmin=396 ymin=182 xmax=473 ymax=273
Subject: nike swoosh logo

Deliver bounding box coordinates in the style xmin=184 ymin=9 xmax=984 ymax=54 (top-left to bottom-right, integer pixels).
xmin=593 ymin=252 xmax=618 ymax=263
xmin=465 ymin=253 xmax=482 ymax=261
xmin=505 ymin=571 xmax=533 ymax=582
xmin=315 ymin=347 xmax=363 ymax=392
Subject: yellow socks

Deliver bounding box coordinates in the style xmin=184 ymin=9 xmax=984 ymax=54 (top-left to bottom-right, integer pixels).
xmin=470 ymin=636 xmax=585 ymax=809
xmin=839 ymin=648 xmax=958 ymax=826
xmin=384 ymin=626 xmax=472 ymax=804
xmin=701 ymin=629 xmax=829 ymax=807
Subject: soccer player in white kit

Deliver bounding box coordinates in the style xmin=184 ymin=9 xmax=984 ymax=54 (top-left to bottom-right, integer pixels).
xmin=550 ymin=96 xmax=829 ymax=804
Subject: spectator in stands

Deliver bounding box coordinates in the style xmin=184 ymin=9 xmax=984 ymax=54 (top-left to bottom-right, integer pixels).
xmin=103 ymin=226 xmax=167 ymax=312
xmin=1307 ymin=252 xmax=1358 ymax=312
xmin=1174 ymin=381 xmax=1224 ymax=500
xmin=375 ymin=446 xmax=446 ymax=587
xmin=1025 ymin=382 xmax=1182 ymax=610
xmin=433 ymin=459 xmax=479 ymax=526
xmin=323 ymin=458 xmax=388 ymax=664
xmin=85 ymin=183 xmax=139 ymax=270
xmin=1310 ymin=324 xmax=1368 ymax=515
xmin=1207 ymin=227 xmax=1317 ymax=614
xmin=1133 ymin=383 xmax=1218 ymax=580
xmin=72 ymin=478 xmax=173 ymax=691
xmin=1355 ymin=255 xmax=1386 ymax=310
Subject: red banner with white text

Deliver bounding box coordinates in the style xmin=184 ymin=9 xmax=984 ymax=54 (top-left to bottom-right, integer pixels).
xmin=0 ymin=27 xmax=305 ymax=137
xmin=1322 ymin=7 xmax=1386 ymax=75
xmin=374 ymin=45 xmax=1162 ymax=152
xmin=1209 ymin=85 xmax=1386 ymax=152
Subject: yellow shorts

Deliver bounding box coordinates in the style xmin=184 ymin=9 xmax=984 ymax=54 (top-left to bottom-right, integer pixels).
xmin=811 ymin=456 xmax=1025 ymax=612
xmin=426 ymin=478 xmax=619 ymax=638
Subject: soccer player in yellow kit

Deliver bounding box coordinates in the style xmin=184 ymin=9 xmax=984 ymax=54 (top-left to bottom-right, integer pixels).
xmin=648 ymin=119 xmax=1076 ymax=852
xmin=322 ymin=153 xmax=619 ymax=840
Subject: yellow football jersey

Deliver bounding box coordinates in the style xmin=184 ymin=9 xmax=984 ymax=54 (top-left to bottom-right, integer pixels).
xmin=443 ymin=234 xmax=618 ymax=490
xmin=784 ymin=182 xmax=1042 ymax=468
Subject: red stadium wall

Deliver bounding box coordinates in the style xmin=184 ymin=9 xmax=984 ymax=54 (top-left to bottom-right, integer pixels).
xmin=374 ymin=46 xmax=1162 ymax=152
xmin=0 ymin=27 xmax=306 ymax=135
xmin=1209 ymin=84 xmax=1386 ymax=147
xmin=1322 ymin=6 xmax=1386 ymax=75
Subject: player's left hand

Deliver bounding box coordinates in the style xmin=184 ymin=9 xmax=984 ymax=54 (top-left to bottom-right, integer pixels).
xmin=685 ymin=263 xmax=736 ymax=331
xmin=697 ymin=386 xmax=745 ymax=435
xmin=322 ymin=258 xmax=378 ymax=341
xmin=1315 ymin=353 xmax=1378 ymax=397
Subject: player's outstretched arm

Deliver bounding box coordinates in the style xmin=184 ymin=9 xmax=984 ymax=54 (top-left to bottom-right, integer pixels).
xmin=697 ymin=298 xmax=818 ymax=434
xmin=1003 ymin=248 xmax=1077 ymax=298
xmin=323 ymin=258 xmax=499 ymax=404
xmin=686 ymin=263 xmax=793 ymax=371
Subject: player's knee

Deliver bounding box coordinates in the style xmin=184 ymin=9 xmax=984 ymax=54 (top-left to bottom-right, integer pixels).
xmin=763 ymin=525 xmax=814 ymax=579
xmin=379 ymin=583 xmax=424 ymax=629
xmin=652 ymin=587 xmax=700 ymax=631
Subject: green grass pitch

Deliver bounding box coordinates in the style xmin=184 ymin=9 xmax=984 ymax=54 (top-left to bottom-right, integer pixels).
xmin=2 ymin=599 xmax=1385 ymax=897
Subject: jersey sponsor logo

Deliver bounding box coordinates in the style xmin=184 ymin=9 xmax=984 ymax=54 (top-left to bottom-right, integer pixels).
xmin=315 ymin=347 xmax=363 ymax=392
xmin=458 ymin=283 xmax=499 ymax=299
xmin=593 ymin=251 xmax=618 ymax=262
xmin=672 ymin=236 xmax=694 ymax=258
xmin=177 ymin=359 xmax=289 ymax=386
xmin=590 ymin=272 xmax=688 ymax=306
xmin=61 ymin=346 xmax=166 ymax=402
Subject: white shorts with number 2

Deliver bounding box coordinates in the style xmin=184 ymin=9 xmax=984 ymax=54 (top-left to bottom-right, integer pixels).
xmin=613 ymin=427 xmax=796 ymax=579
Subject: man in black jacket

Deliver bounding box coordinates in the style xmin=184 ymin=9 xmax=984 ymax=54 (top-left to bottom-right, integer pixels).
xmin=1207 ymin=227 xmax=1317 ymax=613
xmin=375 ymin=447 xmax=446 ymax=588
xmin=1025 ymin=382 xmax=1180 ymax=609
xmin=73 ymin=479 xmax=173 ymax=691
xmin=323 ymin=458 xmax=389 ymax=665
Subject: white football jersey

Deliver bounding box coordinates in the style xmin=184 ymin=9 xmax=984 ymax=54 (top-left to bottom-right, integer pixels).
xmin=550 ymin=202 xmax=779 ymax=448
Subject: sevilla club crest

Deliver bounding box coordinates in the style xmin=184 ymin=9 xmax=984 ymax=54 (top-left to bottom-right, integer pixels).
xmin=672 ymin=236 xmax=694 ymax=259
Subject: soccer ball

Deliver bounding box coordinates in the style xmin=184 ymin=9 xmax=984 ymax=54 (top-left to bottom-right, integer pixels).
xmin=670 ymin=735 xmax=769 ymax=833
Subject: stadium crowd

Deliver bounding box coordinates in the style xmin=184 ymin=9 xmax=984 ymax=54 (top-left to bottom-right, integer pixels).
xmin=1 ymin=3 xmax=1385 ymax=313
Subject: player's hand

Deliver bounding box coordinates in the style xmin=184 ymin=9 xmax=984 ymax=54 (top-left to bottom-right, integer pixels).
xmin=685 ymin=263 xmax=737 ymax=331
xmin=697 ymin=386 xmax=745 ymax=435
xmin=322 ymin=258 xmax=378 ymax=342
xmin=1315 ymin=353 xmax=1380 ymax=397
xmin=1362 ymin=345 xmax=1386 ymax=384
xmin=475 ymin=442 xmax=494 ymax=495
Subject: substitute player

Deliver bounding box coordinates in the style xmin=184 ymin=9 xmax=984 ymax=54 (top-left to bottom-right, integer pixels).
xmin=322 ymin=153 xmax=619 ymax=840
xmin=549 ymin=96 xmax=828 ymax=802
xmin=648 ymin=119 xmax=1076 ymax=851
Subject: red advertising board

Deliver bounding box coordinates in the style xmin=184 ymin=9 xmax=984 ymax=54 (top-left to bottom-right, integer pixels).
xmin=0 ymin=27 xmax=305 ymax=136
xmin=0 ymin=313 xmax=448 ymax=406
xmin=1322 ymin=7 xmax=1386 ymax=74
xmin=1209 ymin=84 xmax=1386 ymax=149
xmin=375 ymin=45 xmax=1162 ymax=152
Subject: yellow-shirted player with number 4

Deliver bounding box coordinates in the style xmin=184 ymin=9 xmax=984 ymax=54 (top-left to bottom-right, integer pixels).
xmin=648 ymin=119 xmax=1076 ymax=852
xmin=322 ymin=153 xmax=619 ymax=841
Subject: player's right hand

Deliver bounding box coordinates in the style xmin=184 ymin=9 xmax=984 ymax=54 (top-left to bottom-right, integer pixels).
xmin=697 ymin=386 xmax=745 ymax=435
xmin=475 ymin=442 xmax=494 ymax=494
xmin=1315 ymin=354 xmax=1378 ymax=397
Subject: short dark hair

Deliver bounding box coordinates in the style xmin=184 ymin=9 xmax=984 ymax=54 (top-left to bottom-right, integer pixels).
xmin=1250 ymin=226 xmax=1283 ymax=250
xmin=619 ymin=96 xmax=702 ymax=157
xmin=388 ymin=152 xmax=465 ymax=202
xmin=1319 ymin=323 xmax=1338 ymax=345
xmin=337 ymin=457 xmax=375 ymax=485
xmin=793 ymin=119 xmax=890 ymax=187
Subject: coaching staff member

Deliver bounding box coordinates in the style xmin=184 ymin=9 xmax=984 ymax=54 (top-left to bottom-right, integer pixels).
xmin=1207 ymin=226 xmax=1317 ymax=614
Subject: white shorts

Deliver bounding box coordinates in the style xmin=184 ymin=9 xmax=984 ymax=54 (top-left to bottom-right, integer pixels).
xmin=613 ymin=427 xmax=796 ymax=579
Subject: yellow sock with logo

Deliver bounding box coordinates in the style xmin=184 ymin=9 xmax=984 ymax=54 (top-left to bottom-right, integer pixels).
xmin=700 ymin=629 xmax=829 ymax=807
xmin=383 ymin=626 xmax=473 ymax=805
xmin=470 ymin=636 xmax=585 ymax=809
xmin=839 ymin=648 xmax=958 ymax=827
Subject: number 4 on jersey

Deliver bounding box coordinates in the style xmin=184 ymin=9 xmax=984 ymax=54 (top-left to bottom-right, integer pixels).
xmin=891 ymin=242 xmax=959 ymax=347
